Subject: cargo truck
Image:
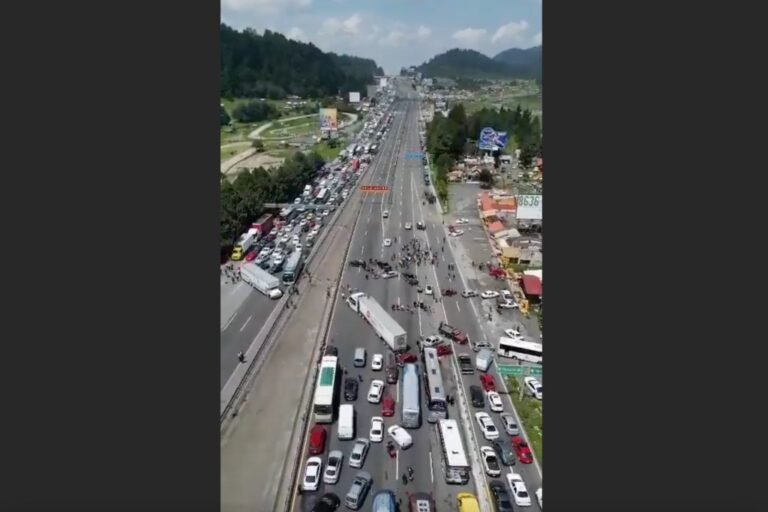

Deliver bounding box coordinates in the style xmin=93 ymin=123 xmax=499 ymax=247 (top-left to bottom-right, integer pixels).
xmin=251 ymin=214 xmax=274 ymax=236
xmin=231 ymin=232 xmax=255 ymax=261
xmin=241 ymin=262 xmax=283 ymax=299
xmin=347 ymin=292 xmax=407 ymax=352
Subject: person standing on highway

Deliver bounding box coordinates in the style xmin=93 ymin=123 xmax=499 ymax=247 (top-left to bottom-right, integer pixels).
xmin=237 ymin=351 xmax=246 ymax=364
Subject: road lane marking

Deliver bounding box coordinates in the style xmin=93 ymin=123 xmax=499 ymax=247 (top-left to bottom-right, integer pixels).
xmin=456 ymin=301 xmax=461 ymax=312
xmin=429 ymin=450 xmax=434 ymax=484
xmin=222 ymin=312 xmax=237 ymax=331
xmin=239 ymin=315 xmax=252 ymax=332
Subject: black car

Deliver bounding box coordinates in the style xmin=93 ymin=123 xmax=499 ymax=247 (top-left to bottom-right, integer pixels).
xmin=311 ymin=492 xmax=341 ymax=512
xmin=403 ymin=272 xmax=416 ymax=279
xmin=375 ymin=260 xmax=389 ymax=269
xmin=344 ymin=378 xmax=358 ymax=401
xmin=349 ymin=259 xmax=365 ymax=267
xmin=325 ymin=345 xmax=339 ymax=357
xmin=407 ymin=278 xmax=419 ymax=286
xmin=488 ymin=481 xmax=514 ymax=512
xmin=491 ymin=439 xmax=516 ymax=466
xmin=416 ymin=222 xmax=426 ymax=230
xmin=470 ymin=385 xmax=485 ymax=408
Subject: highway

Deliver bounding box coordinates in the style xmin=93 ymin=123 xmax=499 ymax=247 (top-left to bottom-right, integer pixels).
xmin=293 ymin=82 xmax=543 ymax=512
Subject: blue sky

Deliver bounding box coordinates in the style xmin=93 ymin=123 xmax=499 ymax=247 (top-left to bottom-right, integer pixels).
xmin=221 ymin=0 xmax=542 ymax=74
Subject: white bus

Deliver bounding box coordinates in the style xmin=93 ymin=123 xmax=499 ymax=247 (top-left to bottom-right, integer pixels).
xmin=497 ymin=336 xmax=543 ymax=364
xmin=437 ymin=419 xmax=470 ymax=484
xmin=422 ymin=348 xmax=447 ymax=423
xmin=316 ymin=187 xmax=328 ymax=202
xmin=313 ymin=356 xmax=340 ymax=423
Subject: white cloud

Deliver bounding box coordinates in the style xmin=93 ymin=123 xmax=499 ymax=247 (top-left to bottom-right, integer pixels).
xmin=533 ymin=31 xmax=542 ymax=45
xmin=379 ymin=24 xmax=432 ymax=47
xmin=286 ymin=27 xmax=307 ymax=42
xmin=320 ymin=13 xmax=363 ymax=37
xmin=452 ymin=27 xmax=487 ymax=45
xmin=491 ymin=20 xmax=529 ymax=44
xmin=222 ymin=0 xmax=311 ymax=14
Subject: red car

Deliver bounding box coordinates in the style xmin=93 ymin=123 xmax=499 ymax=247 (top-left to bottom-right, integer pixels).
xmin=435 ymin=344 xmax=453 ymax=357
xmin=308 ymin=424 xmax=327 ymax=455
xmin=480 ymin=374 xmax=496 ymax=392
xmin=381 ymin=393 xmax=395 ymax=417
xmin=511 ymin=436 xmax=533 ymax=464
xmin=397 ymin=352 xmax=418 ymax=366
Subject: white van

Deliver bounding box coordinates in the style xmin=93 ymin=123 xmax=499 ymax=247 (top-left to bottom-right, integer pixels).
xmin=338 ymin=404 xmax=355 ymax=440
xmin=353 ymin=348 xmax=367 ymax=368
xmin=387 ymin=425 xmax=413 ymax=449
xmin=475 ymin=349 xmax=494 ymax=372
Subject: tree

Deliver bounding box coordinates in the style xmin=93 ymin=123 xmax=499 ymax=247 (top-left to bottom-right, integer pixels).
xmin=251 ymin=139 xmax=265 ymax=152
xmin=478 ymin=169 xmax=494 ymax=185
xmin=232 ymin=100 xmax=278 ymax=123
xmin=220 ymin=105 xmax=231 ymax=126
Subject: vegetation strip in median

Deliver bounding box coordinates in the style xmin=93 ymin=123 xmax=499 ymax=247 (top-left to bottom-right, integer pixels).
xmin=506 ymin=376 xmax=543 ymax=464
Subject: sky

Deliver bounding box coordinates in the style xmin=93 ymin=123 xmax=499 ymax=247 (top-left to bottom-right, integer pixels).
xmin=221 ymin=0 xmax=542 ymax=75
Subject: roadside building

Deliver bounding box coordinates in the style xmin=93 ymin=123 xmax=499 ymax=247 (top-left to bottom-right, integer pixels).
xmin=521 ymin=274 xmax=543 ymax=303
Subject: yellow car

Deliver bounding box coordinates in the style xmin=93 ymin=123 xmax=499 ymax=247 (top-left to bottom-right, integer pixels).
xmin=456 ymin=492 xmax=480 ymax=512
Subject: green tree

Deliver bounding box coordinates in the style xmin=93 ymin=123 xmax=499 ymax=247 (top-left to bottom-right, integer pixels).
xmin=232 ymin=100 xmax=278 ymax=123
xmin=251 ymin=139 xmax=265 ymax=152
xmin=220 ymin=105 xmax=231 ymax=126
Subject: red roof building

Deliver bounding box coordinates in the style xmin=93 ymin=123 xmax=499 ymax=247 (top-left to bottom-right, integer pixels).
xmin=521 ymin=275 xmax=543 ymax=297
xmin=487 ymin=221 xmax=505 ymax=235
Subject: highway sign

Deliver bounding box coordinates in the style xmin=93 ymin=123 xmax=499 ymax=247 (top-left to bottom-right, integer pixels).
xmin=360 ymin=185 xmax=389 ymax=192
xmin=497 ymin=365 xmax=524 ymax=376
xmin=528 ymin=366 xmax=543 ymax=377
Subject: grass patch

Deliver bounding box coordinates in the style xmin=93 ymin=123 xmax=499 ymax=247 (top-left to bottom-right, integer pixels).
xmin=314 ymin=140 xmax=343 ymax=162
xmin=506 ymin=377 xmax=543 ymax=464
xmin=221 ymin=122 xmax=265 ymax=144
xmin=220 ymin=143 xmax=251 ymax=162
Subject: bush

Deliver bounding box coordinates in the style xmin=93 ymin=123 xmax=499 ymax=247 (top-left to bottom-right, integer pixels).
xmin=232 ymin=100 xmax=279 ymax=123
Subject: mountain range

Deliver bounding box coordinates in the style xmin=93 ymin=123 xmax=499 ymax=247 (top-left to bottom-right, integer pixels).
xmin=415 ymin=47 xmax=541 ymax=81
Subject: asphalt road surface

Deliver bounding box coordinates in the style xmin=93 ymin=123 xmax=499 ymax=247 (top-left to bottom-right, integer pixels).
xmin=294 ymin=86 xmax=542 ymax=512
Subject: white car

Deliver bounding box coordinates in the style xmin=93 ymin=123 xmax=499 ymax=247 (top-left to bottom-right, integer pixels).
xmin=294 ymin=197 xmax=302 ymax=204
xmin=535 ymin=488 xmax=542 ymax=508
xmin=524 ymin=376 xmax=543 ymax=400
xmin=424 ymin=285 xmax=433 ymax=295
xmin=383 ymin=238 xmax=392 ymax=247
xmin=321 ymin=209 xmax=330 ymax=217
xmin=301 ymin=456 xmax=323 ymax=492
xmin=504 ymin=327 xmax=522 ymax=338
xmin=311 ymin=228 xmax=320 ymax=237
xmin=323 ymin=450 xmax=343 ymax=485
xmin=498 ymin=300 xmax=518 ymax=309
xmin=369 ymin=417 xmax=384 ymax=443
xmin=422 ymin=335 xmax=443 ymax=347
xmin=475 ymin=412 xmax=499 ymax=440
xmin=371 ymin=354 xmax=383 ymax=371
xmin=481 ymin=291 xmax=500 ymax=299
xmin=382 ymin=270 xmax=399 ymax=279
xmin=455 ymin=218 xmax=469 ymax=224
xmin=367 ymin=380 xmax=384 ymax=403
xmin=348 ymin=438 xmax=370 ymax=469
xmin=387 ymin=424 xmax=413 ymax=449
xmin=449 ymin=229 xmax=464 ymax=237
xmin=500 ymin=290 xmax=514 ymax=301
xmin=506 ymin=472 xmax=532 ymax=507
xmin=404 ymin=222 xmax=412 ymax=230
xmin=383 ymin=210 xmax=390 ymax=218
xmin=480 ymin=446 xmax=502 ymax=477
xmin=280 ymin=234 xmax=291 ymax=244
xmin=487 ymin=391 xmax=504 ymax=412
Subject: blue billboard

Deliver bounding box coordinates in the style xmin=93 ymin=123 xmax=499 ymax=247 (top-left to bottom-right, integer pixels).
xmin=478 ymin=127 xmax=508 ymax=151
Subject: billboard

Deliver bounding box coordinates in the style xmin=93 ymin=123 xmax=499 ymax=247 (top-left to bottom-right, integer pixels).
xmin=516 ymin=195 xmax=543 ymax=220
xmin=379 ymin=77 xmax=388 ymax=88
xmin=349 ymin=91 xmax=361 ymax=103
xmin=319 ymin=108 xmax=338 ymax=132
xmin=366 ymin=85 xmax=378 ymax=98
xmin=478 ymin=127 xmax=509 ymax=151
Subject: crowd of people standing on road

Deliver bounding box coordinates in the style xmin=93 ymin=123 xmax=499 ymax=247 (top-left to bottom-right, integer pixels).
xmin=222 ymin=264 xmax=241 ymax=285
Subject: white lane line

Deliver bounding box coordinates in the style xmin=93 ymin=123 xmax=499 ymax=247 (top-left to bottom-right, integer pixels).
xmin=239 ymin=315 xmax=252 ymax=332
xmin=456 ymin=301 xmax=461 ymax=312
xmin=222 ymin=312 xmax=237 ymax=331
xmin=429 ymin=450 xmax=434 ymax=484
xmin=395 ymin=447 xmax=399 ymax=482
xmin=228 ymin=282 xmax=244 ymax=296
xmin=360 ymin=245 xmax=364 ymax=255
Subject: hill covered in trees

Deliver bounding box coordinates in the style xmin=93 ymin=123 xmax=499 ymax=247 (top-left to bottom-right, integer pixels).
xmin=220 ymin=24 xmax=381 ymax=99
xmin=416 ymin=47 xmax=541 ymax=81
xmin=493 ymin=46 xmax=541 ymax=83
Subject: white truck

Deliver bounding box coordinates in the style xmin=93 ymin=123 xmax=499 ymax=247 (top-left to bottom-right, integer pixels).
xmin=475 ymin=348 xmax=494 ymax=372
xmin=240 ymin=262 xmax=283 ymax=299
xmin=347 ymin=292 xmax=407 ymax=352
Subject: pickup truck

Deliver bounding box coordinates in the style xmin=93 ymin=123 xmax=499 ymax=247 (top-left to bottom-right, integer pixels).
xmin=457 ymin=354 xmax=474 ymax=374
xmin=438 ymin=321 xmax=468 ymax=344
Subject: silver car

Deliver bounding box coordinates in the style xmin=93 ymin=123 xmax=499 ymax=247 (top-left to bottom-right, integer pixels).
xmin=500 ymin=413 xmax=520 ymax=436
xmin=348 ymin=438 xmax=370 ymax=468
xmin=344 ymin=471 xmax=372 ymax=510
xmin=323 ymin=450 xmax=343 ymax=484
